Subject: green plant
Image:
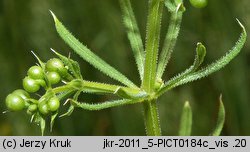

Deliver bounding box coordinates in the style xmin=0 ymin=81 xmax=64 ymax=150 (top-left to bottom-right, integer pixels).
xmin=6 ymin=93 xmax=26 ymax=111
xmin=189 ymin=0 xmax=207 ymax=8
xmin=4 ymin=0 xmax=246 ymax=136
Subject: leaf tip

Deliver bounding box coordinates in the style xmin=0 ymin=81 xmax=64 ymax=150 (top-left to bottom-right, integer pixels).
xmin=219 ymin=94 xmax=225 ymax=113
xmin=219 ymin=93 xmax=223 ymax=102
xmin=31 ymin=51 xmax=44 ymax=66
xmin=236 ymin=19 xmax=246 ymax=34
xmin=196 ymin=42 xmax=205 ymax=49
xmin=176 ymin=3 xmax=185 ymax=13
xmin=49 ymin=10 xmax=58 ymax=24
xmin=210 ymin=94 xmax=225 ymax=136
xmin=50 ymin=48 xmax=58 ymax=54
xmin=196 ymin=42 xmax=206 ymax=55
xmin=31 ymin=50 xmax=37 ymax=57
xmin=178 ymin=100 xmax=192 ymax=136
xmin=196 ymin=42 xmax=202 ymax=46
xmin=184 ymin=101 xmax=190 ymax=108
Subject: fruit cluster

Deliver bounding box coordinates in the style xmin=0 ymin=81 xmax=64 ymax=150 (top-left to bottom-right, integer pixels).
xmin=5 ymin=58 xmax=66 ymax=114
xmin=4 ymin=49 xmax=84 ymax=135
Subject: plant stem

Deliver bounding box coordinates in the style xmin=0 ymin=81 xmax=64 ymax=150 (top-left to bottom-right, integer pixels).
xmin=142 ymin=0 xmax=163 ymax=136
xmin=142 ymin=0 xmax=163 ymax=92
xmin=143 ymin=99 xmax=161 ymax=136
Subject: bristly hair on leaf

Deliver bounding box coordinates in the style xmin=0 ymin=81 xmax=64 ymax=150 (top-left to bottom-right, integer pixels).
xmin=50 ymin=11 xmax=137 ymax=88
xmin=157 ymin=19 xmax=247 ymax=97
xmin=157 ymin=1 xmax=185 ymax=79
xmin=119 ymin=0 xmax=145 ymax=81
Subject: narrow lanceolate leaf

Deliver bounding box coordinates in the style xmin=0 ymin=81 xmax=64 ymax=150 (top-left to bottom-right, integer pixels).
xmin=157 ymin=42 xmax=206 ymax=96
xmin=157 ymin=20 xmax=247 ymax=96
xmin=157 ymin=2 xmax=185 ymax=79
xmin=142 ymin=0 xmax=163 ymax=92
xmin=31 ymin=51 xmax=46 ymax=69
xmin=40 ymin=116 xmax=46 ymax=136
xmin=119 ymin=0 xmax=145 ymax=80
xmin=59 ymin=105 xmax=74 ymax=118
xmin=210 ymin=95 xmax=225 ymax=136
xmin=50 ymin=112 xmax=58 ymax=132
xmin=179 ymin=101 xmax=192 ymax=136
xmin=59 ymin=91 xmax=80 ymax=118
xmin=50 ymin=11 xmax=137 ymax=88
xmin=71 ymin=99 xmax=139 ymax=111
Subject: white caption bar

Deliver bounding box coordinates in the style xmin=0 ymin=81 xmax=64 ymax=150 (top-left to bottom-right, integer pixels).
xmin=0 ymin=136 xmax=249 ymax=152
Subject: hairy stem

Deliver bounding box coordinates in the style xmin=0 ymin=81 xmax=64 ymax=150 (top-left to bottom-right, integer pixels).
xmin=142 ymin=0 xmax=163 ymax=136
xmin=143 ymin=99 xmax=161 ymax=136
xmin=142 ymin=0 xmax=163 ymax=92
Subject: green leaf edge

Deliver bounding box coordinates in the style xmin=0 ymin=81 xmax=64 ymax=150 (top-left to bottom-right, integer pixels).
xmin=119 ymin=0 xmax=145 ymax=80
xmin=71 ymin=98 xmax=140 ymax=111
xmin=157 ymin=2 xmax=185 ymax=79
xmin=50 ymin=11 xmax=137 ymax=88
xmin=157 ymin=19 xmax=247 ymax=96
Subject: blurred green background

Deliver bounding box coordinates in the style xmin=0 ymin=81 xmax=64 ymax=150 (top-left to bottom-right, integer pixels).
xmin=0 ymin=0 xmax=249 ymax=136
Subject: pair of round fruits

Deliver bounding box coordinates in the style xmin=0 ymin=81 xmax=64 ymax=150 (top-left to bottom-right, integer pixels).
xmin=6 ymin=90 xmax=60 ymax=114
xmin=23 ymin=58 xmax=66 ymax=93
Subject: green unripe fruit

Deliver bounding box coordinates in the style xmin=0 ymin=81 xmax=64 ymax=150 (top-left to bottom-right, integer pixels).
xmin=46 ymin=58 xmax=65 ymax=72
xmin=23 ymin=77 xmax=40 ymax=93
xmin=12 ymin=89 xmax=30 ymax=100
xmin=27 ymin=104 xmax=37 ymax=115
xmin=38 ymin=102 xmax=49 ymax=115
xmin=27 ymin=66 xmax=44 ymax=80
xmin=12 ymin=89 xmax=30 ymax=107
xmin=28 ymin=104 xmax=37 ymax=112
xmin=46 ymin=72 xmax=61 ymax=85
xmin=48 ymin=97 xmax=60 ymax=111
xmin=5 ymin=94 xmax=26 ymax=111
xmin=189 ymin=0 xmax=207 ymax=8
